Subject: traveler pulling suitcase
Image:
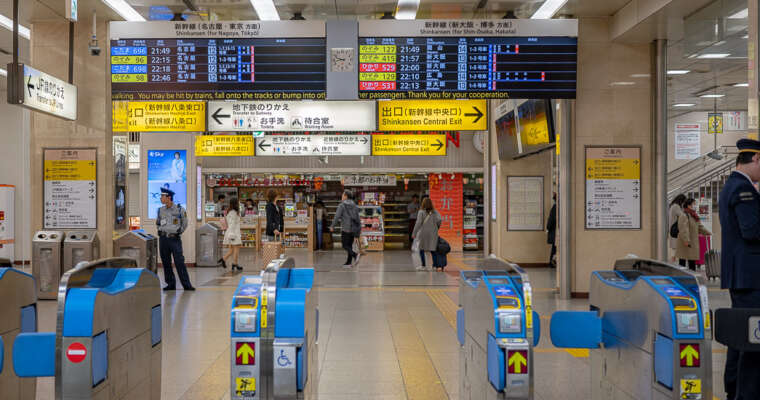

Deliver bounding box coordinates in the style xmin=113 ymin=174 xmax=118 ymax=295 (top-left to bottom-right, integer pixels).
xmin=261 ymin=232 xmax=283 ymax=268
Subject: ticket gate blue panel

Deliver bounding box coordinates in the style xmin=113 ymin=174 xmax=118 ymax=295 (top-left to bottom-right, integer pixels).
xmin=532 ymin=311 xmax=541 ymax=347
xmin=0 ymin=335 xmax=3 ymax=373
xmin=20 ymin=305 xmax=36 ymax=333
xmin=275 ymin=288 xmax=308 ymax=338
xmin=456 ymin=308 xmax=465 ymax=346
xmin=277 ymin=268 xmax=291 ymax=288
xmin=151 ymin=305 xmax=162 ymax=346
xmin=13 ymin=332 xmax=56 ymax=377
xmin=487 ymin=334 xmax=506 ymax=391
xmin=289 ymin=268 xmax=315 ymax=289
xmin=92 ymin=331 xmax=108 ymax=386
xmin=550 ymin=311 xmax=602 ymax=349
xmin=654 ymin=334 xmax=674 ymax=390
xmin=297 ymin=337 xmax=307 ymax=391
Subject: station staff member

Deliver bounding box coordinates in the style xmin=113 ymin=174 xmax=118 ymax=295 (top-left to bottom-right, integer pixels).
xmin=718 ymin=138 xmax=760 ymax=399
xmin=157 ymin=187 xmax=195 ymax=291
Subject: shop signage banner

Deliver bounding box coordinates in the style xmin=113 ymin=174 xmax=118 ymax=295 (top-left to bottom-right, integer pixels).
xmin=585 ymin=147 xmax=641 ymax=230
xmin=343 ymin=175 xmax=397 ymax=186
xmin=255 ymin=135 xmax=371 ymax=156
xmin=8 ymin=64 xmax=77 ymax=120
xmin=147 ymin=150 xmax=187 ymax=219
xmin=675 ymin=124 xmax=701 ymax=160
xmin=377 ymin=99 xmax=487 ymax=131
xmin=123 ymin=101 xmax=205 ymax=132
xmin=371 ymin=134 xmax=447 ymax=156
xmin=429 ymin=173 xmax=463 ymax=252
xmin=708 ymin=112 xmax=723 ymax=134
xmin=195 ymin=136 xmax=255 ymax=157
xmin=43 ymin=149 xmax=97 ymax=229
xmin=207 ymin=101 xmax=376 ymax=132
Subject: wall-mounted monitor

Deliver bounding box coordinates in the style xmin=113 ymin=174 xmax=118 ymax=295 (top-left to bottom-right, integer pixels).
xmin=495 ymin=99 xmax=556 ymax=160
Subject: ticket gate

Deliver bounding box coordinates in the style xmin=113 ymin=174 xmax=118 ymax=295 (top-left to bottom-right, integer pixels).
xmin=550 ymin=257 xmax=712 ymax=400
xmin=457 ymin=258 xmax=540 ymax=400
xmin=12 ymin=257 xmax=162 ymax=400
xmin=62 ymin=231 xmax=100 ymax=273
xmin=113 ymin=230 xmax=158 ymax=272
xmin=0 ymin=267 xmax=37 ymax=399
xmin=230 ymin=256 xmax=318 ymax=399
xmin=714 ymin=307 xmax=760 ymax=398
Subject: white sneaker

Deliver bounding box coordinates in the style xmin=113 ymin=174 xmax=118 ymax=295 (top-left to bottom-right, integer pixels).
xmin=353 ymin=253 xmax=361 ymax=266
xmin=416 ymin=265 xmax=426 ymax=271
xmin=342 ymin=263 xmax=352 ymax=269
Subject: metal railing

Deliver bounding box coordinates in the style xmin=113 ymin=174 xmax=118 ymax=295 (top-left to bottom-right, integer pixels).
xmin=667 ymin=145 xmax=738 ymax=203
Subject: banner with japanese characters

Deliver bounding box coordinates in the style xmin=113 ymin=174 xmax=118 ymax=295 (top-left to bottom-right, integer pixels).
xmin=429 ymin=173 xmax=463 ymax=252
xmin=207 ymin=101 xmax=375 ymax=132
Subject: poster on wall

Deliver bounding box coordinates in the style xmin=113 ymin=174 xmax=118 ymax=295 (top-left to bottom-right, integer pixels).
xmin=585 ymin=146 xmax=641 ymax=230
xmin=429 ymin=173 xmax=463 ymax=252
xmin=675 ymin=124 xmax=701 ymax=160
xmin=698 ymin=197 xmax=712 ymax=229
xmin=147 ymin=150 xmax=187 ymax=219
xmin=725 ymin=111 xmax=748 ymax=131
xmin=43 ymin=148 xmax=97 ymax=229
xmin=507 ymin=176 xmax=544 ymax=231
xmin=491 ymin=164 xmax=497 ymax=221
xmin=113 ymin=136 xmax=127 ymax=229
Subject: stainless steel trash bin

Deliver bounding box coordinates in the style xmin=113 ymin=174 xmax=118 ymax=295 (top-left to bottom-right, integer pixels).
xmin=113 ymin=230 xmax=157 ymax=273
xmin=63 ymin=230 xmax=100 ymax=272
xmin=32 ymin=230 xmax=64 ymax=299
xmin=196 ymin=223 xmax=222 ymax=267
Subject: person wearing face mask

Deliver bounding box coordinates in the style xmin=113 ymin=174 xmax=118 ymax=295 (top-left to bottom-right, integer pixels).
xmin=719 ymin=138 xmax=760 ymax=400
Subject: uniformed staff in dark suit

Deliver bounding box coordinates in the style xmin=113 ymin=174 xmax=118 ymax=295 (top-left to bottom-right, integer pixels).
xmin=718 ymin=138 xmax=760 ymax=399
xmin=157 ymin=187 xmax=195 ymax=291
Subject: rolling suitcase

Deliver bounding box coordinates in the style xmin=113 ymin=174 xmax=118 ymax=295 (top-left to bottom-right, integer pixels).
xmin=705 ymin=249 xmax=721 ymax=280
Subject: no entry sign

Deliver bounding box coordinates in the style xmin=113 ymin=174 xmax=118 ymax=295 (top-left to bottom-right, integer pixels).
xmin=66 ymin=342 xmax=87 ymax=363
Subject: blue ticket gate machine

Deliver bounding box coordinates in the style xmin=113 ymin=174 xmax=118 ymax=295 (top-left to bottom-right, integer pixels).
xmin=11 ymin=258 xmax=162 ymax=400
xmin=457 ymin=258 xmax=540 ymax=399
xmin=550 ymin=257 xmax=712 ymax=400
xmin=231 ymin=256 xmax=318 ymax=400
xmin=0 ymin=268 xmax=37 ymax=399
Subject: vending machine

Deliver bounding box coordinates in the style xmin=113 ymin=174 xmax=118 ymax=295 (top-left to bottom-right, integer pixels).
xmin=0 ymin=185 xmax=15 ymax=262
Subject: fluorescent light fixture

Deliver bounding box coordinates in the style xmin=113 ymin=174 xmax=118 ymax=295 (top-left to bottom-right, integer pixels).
xmin=697 ymin=53 xmax=730 ymax=59
xmin=250 ymin=0 xmax=280 ymax=20
xmin=610 ymin=81 xmax=635 ymax=86
xmin=728 ymin=8 xmax=748 ymax=19
xmin=102 ymin=0 xmax=146 ymax=22
xmin=531 ymin=0 xmax=569 ymax=19
xmin=667 ymin=70 xmax=690 ymax=75
xmin=700 ymin=94 xmax=725 ymax=98
xmin=0 ymin=68 xmax=6 ymax=77
xmin=630 ymin=73 xmax=650 ymax=78
xmin=743 ymin=34 xmax=750 ymax=39
xmin=733 ymin=83 xmax=749 ymax=87
xmin=673 ymin=103 xmax=696 ymax=107
xmin=395 ymin=0 xmax=420 ymax=19
xmin=0 ymin=13 xmax=30 ymax=39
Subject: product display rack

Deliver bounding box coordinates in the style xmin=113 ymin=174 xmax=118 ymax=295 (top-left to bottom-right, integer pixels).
xmin=381 ymin=201 xmax=410 ymax=249
xmin=463 ymin=188 xmax=484 ymax=251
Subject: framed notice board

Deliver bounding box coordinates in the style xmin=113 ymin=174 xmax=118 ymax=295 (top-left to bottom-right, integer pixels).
xmin=584 ymin=146 xmax=641 ymax=230
xmin=43 ymin=148 xmax=97 ymax=229
xmin=507 ymin=176 xmax=544 ymax=231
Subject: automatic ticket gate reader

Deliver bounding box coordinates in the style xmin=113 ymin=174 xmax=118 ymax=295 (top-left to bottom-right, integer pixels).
xmin=230 ymin=256 xmax=318 ymax=400
xmin=457 ymin=259 xmax=541 ymax=400
xmin=0 ymin=268 xmax=37 ymax=399
xmin=12 ymin=257 xmax=162 ymax=400
xmin=550 ymin=257 xmax=712 ymax=400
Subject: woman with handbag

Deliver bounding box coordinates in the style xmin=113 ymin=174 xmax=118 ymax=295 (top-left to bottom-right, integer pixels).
xmin=221 ymin=197 xmax=243 ymax=271
xmin=676 ymin=197 xmax=711 ymax=271
xmin=412 ymin=198 xmax=443 ymax=271
xmin=669 ymin=194 xmax=686 ymax=262
xmin=265 ymin=189 xmax=284 ymax=241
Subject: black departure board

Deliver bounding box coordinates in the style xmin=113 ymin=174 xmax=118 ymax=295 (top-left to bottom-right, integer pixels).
xmin=358 ymin=36 xmax=576 ymax=99
xmin=110 ymin=38 xmax=326 ymax=100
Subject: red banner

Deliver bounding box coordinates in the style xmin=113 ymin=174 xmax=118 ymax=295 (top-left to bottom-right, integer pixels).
xmin=429 ymin=173 xmax=463 ymax=252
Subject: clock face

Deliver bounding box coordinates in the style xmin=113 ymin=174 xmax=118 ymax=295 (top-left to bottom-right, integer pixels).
xmin=331 ymin=47 xmax=355 ymax=72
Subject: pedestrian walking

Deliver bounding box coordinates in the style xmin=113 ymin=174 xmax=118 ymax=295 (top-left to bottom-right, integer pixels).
xmin=330 ymin=190 xmax=361 ymax=268
xmin=222 ymin=197 xmax=243 ymax=271
xmin=412 ymin=198 xmax=442 ymax=271
xmin=669 ymin=194 xmax=686 ymax=262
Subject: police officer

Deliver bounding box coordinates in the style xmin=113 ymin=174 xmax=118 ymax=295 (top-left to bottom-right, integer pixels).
xmin=157 ymin=187 xmax=195 ymax=291
xmin=719 ymin=138 xmax=760 ymax=399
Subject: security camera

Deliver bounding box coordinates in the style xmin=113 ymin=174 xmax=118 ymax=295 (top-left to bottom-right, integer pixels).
xmin=89 ymin=39 xmax=101 ymax=56
xmin=89 ymin=11 xmax=100 ymax=56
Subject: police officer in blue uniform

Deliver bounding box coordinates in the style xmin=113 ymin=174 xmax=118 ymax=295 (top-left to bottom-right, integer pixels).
xmin=157 ymin=187 xmax=195 ymax=291
xmin=719 ymin=138 xmax=760 ymax=399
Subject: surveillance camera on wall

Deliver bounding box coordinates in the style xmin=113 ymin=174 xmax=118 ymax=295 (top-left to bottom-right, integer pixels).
xmin=89 ymin=37 xmax=100 ymax=56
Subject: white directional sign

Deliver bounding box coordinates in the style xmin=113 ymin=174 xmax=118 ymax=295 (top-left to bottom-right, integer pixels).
xmin=8 ymin=64 xmax=77 ymax=120
xmin=207 ymin=101 xmax=376 ymax=132
xmin=255 ymin=135 xmax=371 ymax=156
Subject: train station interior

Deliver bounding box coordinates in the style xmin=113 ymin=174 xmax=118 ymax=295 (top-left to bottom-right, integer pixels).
xmin=0 ymin=0 xmax=759 ymax=399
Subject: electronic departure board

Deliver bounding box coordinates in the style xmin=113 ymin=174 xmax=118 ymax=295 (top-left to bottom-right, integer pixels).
xmin=110 ymin=37 xmax=326 ymax=100
xmin=358 ymin=36 xmax=576 ymax=100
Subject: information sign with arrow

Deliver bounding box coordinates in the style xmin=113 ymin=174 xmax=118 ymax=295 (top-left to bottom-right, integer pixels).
xmin=377 ymin=99 xmax=487 ymax=131
xmin=255 ymin=135 xmax=371 ymax=156
xmin=584 ymin=147 xmax=641 ymax=229
xmin=371 ymin=134 xmax=447 ymax=156
xmin=7 ymin=64 xmax=78 ymax=120
xmin=507 ymin=350 xmax=528 ymax=374
xmin=43 ymin=148 xmax=97 ymax=229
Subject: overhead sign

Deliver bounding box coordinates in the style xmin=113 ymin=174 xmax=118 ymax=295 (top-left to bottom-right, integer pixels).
xmin=255 ymin=135 xmax=371 ymax=156
xmin=207 ymin=101 xmax=376 ymax=132
xmin=708 ymin=112 xmax=723 ymax=134
xmin=44 ymin=149 xmax=97 ymax=229
xmin=66 ymin=0 xmax=78 ymax=21
xmin=125 ymin=101 xmax=205 ymax=132
xmin=378 ymin=100 xmax=487 ymax=131
xmin=585 ymin=147 xmax=641 ymax=230
xmin=112 ymin=101 xmax=129 ymax=132
xmin=343 ymin=175 xmax=397 ymax=186
xmin=7 ymin=64 xmax=77 ymax=120
xmin=195 ymin=136 xmax=255 ymax=157
xmin=371 ymin=134 xmax=447 ymax=156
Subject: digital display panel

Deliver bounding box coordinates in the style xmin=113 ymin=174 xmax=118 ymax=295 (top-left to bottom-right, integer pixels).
xmin=358 ymin=36 xmax=576 ymax=99
xmin=111 ymin=38 xmax=326 ymax=100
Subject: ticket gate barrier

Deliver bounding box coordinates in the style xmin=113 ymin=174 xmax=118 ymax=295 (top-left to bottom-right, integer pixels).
xmin=32 ymin=230 xmax=65 ymax=299
xmin=113 ymin=229 xmax=158 ymax=272
xmin=12 ymin=257 xmax=162 ymax=400
xmin=714 ymin=308 xmax=760 ymax=398
xmin=0 ymin=267 xmax=37 ymax=399
xmin=550 ymin=257 xmax=712 ymax=400
xmin=457 ymin=257 xmax=540 ymax=399
xmin=196 ymin=223 xmax=222 ymax=267
xmin=231 ymin=256 xmax=318 ymax=399
xmin=63 ymin=231 xmax=100 ymax=273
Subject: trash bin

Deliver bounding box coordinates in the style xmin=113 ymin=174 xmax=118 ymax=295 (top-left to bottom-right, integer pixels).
xmin=196 ymin=223 xmax=222 ymax=267
xmin=113 ymin=230 xmax=157 ymax=273
xmin=63 ymin=230 xmax=100 ymax=272
xmin=32 ymin=230 xmax=64 ymax=299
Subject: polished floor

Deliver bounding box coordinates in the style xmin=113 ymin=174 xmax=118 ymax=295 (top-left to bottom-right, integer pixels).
xmin=30 ymin=249 xmax=732 ymax=400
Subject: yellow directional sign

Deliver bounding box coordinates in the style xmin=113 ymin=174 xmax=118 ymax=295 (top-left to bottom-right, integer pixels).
xmin=195 ymin=136 xmax=255 ymax=157
xmin=236 ymin=343 xmax=255 ymax=365
xmin=378 ymin=100 xmax=487 ymax=131
xmin=44 ymin=159 xmax=96 ymax=181
xmin=112 ymin=101 xmax=129 ymax=132
xmin=708 ymin=112 xmax=723 ymax=134
xmin=371 ymin=134 xmax=447 ymax=156
xmin=121 ymin=101 xmax=205 ymax=132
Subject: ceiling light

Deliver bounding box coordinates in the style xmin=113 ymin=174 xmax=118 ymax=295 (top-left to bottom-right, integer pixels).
xmin=697 ymin=53 xmax=730 ymax=59
xmin=630 ymin=74 xmax=650 ymax=78
xmin=667 ymin=70 xmax=690 ymax=75
xmin=102 ymin=0 xmax=145 ymax=21
xmin=0 ymin=68 xmax=6 ymax=77
xmin=610 ymin=81 xmax=635 ymax=86
xmin=728 ymin=8 xmax=748 ymax=19
xmin=673 ymin=103 xmax=696 ymax=107
xmin=733 ymin=83 xmax=749 ymax=87
xmin=249 ymin=0 xmax=280 ymax=20
xmin=700 ymin=94 xmax=725 ymax=98
xmin=395 ymin=0 xmax=420 ymax=20
xmin=0 ymin=13 xmax=30 ymax=39
xmin=743 ymin=34 xmax=750 ymax=39
xmin=531 ymin=0 xmax=569 ymax=19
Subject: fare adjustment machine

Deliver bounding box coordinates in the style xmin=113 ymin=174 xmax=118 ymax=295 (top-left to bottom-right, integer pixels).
xmin=457 ymin=260 xmax=540 ymax=400
xmin=551 ymin=258 xmax=712 ymax=400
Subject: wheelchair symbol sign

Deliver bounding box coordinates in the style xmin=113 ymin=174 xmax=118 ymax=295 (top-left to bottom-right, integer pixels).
xmin=750 ymin=317 xmax=760 ymax=344
xmin=277 ymin=349 xmax=292 ymax=367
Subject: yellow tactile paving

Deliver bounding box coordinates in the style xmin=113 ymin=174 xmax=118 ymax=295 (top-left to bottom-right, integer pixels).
xmin=426 ymin=290 xmax=458 ymax=330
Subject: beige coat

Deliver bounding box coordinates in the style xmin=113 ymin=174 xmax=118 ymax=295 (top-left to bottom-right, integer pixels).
xmin=675 ymin=213 xmax=711 ymax=261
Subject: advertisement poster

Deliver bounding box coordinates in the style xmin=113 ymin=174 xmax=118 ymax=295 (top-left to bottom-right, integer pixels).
xmin=113 ymin=136 xmax=127 ymax=229
xmin=585 ymin=147 xmax=641 ymax=229
xmin=147 ymin=150 xmax=187 ymax=219
xmin=698 ymin=198 xmax=712 ymax=229
xmin=675 ymin=124 xmax=701 ymax=160
xmin=43 ymin=148 xmax=97 ymax=229
xmin=429 ymin=173 xmax=463 ymax=252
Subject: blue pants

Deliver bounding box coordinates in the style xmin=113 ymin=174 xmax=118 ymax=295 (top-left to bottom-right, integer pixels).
xmin=725 ymin=289 xmax=760 ymax=400
xmin=159 ymin=235 xmax=193 ymax=289
xmin=316 ymin=221 xmax=323 ymax=250
xmin=419 ymin=250 xmax=440 ymax=267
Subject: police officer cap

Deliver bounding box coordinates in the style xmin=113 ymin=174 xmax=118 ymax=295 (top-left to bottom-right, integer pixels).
xmin=160 ymin=187 xmax=175 ymax=197
xmin=736 ymin=138 xmax=760 ymax=154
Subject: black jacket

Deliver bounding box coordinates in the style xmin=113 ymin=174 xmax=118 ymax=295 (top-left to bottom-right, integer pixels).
xmin=265 ymin=202 xmax=284 ymax=236
xmin=546 ymin=203 xmax=557 ymax=245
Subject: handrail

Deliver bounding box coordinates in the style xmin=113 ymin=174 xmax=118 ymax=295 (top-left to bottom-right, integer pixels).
xmin=668 ymin=157 xmax=736 ymax=201
xmin=668 ymin=145 xmax=737 ymax=180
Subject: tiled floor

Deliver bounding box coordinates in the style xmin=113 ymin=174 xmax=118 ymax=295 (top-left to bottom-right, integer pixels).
xmin=30 ymin=249 xmax=732 ymax=399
